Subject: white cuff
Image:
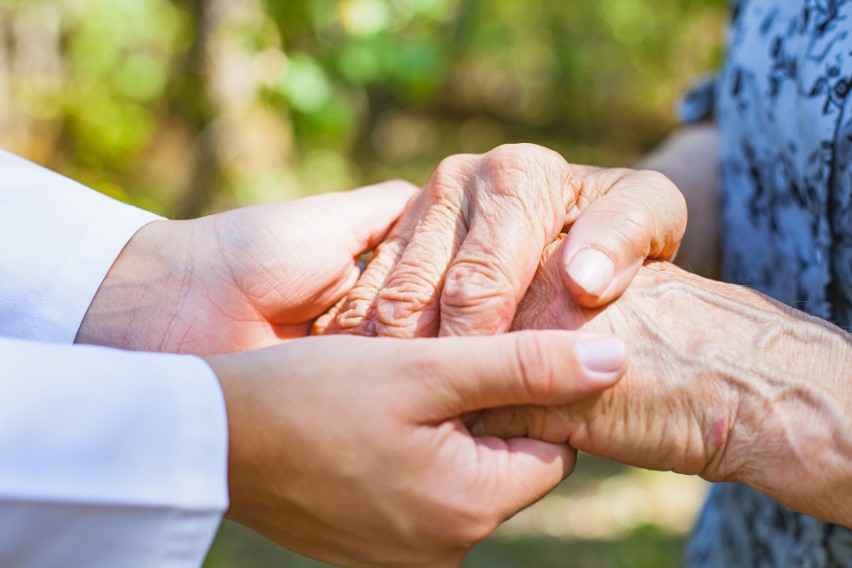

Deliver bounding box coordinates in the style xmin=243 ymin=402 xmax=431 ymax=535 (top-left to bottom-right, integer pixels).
xmin=0 ymin=338 xmax=228 ymax=567
xmin=0 ymin=150 xmax=162 ymax=343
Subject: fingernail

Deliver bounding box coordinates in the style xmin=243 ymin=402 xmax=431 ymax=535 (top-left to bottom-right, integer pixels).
xmin=576 ymin=336 xmax=626 ymax=375
xmin=566 ymin=248 xmax=615 ymax=297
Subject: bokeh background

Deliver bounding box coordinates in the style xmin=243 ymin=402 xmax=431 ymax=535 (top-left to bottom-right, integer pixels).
xmin=1 ymin=0 xmax=727 ymax=565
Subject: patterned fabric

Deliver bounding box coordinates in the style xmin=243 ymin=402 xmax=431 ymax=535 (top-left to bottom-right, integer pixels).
xmin=685 ymin=1 xmax=852 ymax=566
xmin=717 ymin=0 xmax=852 ymax=329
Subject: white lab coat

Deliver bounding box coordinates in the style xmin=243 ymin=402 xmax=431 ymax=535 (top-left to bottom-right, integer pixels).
xmin=0 ymin=151 xmax=228 ymax=567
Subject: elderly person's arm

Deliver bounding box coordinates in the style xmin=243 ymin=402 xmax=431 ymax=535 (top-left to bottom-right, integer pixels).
xmin=473 ymin=241 xmax=852 ymax=528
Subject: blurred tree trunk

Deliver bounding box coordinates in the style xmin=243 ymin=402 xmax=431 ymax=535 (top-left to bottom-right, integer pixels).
xmin=0 ymin=2 xmax=64 ymax=164
xmin=176 ymin=0 xmax=294 ymax=216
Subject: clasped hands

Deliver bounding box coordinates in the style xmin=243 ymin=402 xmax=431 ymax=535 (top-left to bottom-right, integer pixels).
xmin=77 ymin=143 xmax=850 ymax=566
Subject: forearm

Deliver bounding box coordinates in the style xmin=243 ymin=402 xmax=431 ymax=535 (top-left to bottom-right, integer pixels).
xmin=588 ymin=264 xmax=852 ymax=526
xmin=636 ymin=125 xmax=719 ymax=277
xmin=506 ymin=253 xmax=851 ymax=526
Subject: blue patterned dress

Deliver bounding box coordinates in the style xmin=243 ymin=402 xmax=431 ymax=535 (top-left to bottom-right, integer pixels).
xmin=682 ymin=1 xmax=852 ymax=566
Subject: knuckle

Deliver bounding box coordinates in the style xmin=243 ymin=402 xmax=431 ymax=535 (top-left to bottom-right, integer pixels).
xmin=442 ymin=259 xmax=513 ymax=307
xmin=375 ymin=270 xmax=439 ymax=329
xmin=481 ymin=145 xmax=538 ymax=189
xmin=486 ymin=143 xmax=565 ymax=174
xmin=428 ymin=154 xmax=475 ymax=203
xmin=512 ymin=332 xmax=558 ymax=401
xmin=378 ymin=278 xmax=434 ymax=308
xmin=486 ymin=143 xmax=565 ymax=169
xmin=440 ymin=261 xmax=516 ymax=334
xmin=617 ymin=202 xmax=656 ymax=240
xmin=335 ymin=296 xmax=376 ymax=334
xmin=332 ymin=281 xmax=386 ymax=335
xmin=479 ymin=144 xmax=569 ymax=222
xmin=312 ymin=310 xmax=340 ymax=335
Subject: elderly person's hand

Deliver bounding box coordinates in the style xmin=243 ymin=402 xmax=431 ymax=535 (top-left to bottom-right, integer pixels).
xmin=76 ymin=181 xmax=416 ymax=355
xmin=314 ymin=144 xmax=686 ymax=338
xmin=471 ymin=238 xmax=852 ymax=528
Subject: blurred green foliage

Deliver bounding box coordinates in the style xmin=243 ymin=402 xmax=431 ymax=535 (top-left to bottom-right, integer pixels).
xmin=0 ymin=0 xmax=725 ymax=217
xmin=206 ymin=519 xmax=687 ymax=568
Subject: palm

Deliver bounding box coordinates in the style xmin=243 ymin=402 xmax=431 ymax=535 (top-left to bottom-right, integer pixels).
xmin=146 ymin=182 xmax=415 ymax=356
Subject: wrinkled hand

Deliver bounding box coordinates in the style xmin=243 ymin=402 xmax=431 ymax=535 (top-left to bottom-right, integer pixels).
xmin=471 ymin=242 xmax=740 ymax=478
xmin=206 ymin=330 xmax=626 ymax=567
xmin=76 ymin=181 xmax=416 ymax=355
xmin=471 ymin=239 xmax=852 ymax=527
xmin=315 ymin=144 xmax=686 ymax=338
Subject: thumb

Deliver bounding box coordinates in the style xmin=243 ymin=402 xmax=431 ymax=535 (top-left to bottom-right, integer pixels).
xmin=311 ymin=180 xmax=419 ymax=258
xmin=252 ymin=180 xmax=417 ymax=325
xmin=412 ymin=330 xmax=626 ymax=421
xmin=562 ymin=169 xmax=686 ymax=307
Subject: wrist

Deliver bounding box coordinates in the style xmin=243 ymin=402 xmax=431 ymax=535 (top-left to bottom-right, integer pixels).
xmin=616 ymin=265 xmax=799 ymax=484
xmin=75 ymin=219 xmax=195 ymax=351
xmin=600 ymin=265 xmax=748 ymax=480
xmin=650 ymin=269 xmax=852 ymax=523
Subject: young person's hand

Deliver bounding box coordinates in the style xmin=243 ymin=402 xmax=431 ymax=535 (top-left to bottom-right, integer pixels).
xmin=206 ymin=330 xmax=626 ymax=566
xmin=77 ymin=181 xmax=416 ymax=354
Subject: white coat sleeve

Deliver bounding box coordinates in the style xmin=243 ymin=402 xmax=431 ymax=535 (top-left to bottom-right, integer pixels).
xmin=0 ymin=149 xmax=162 ymax=343
xmin=0 ymin=150 xmax=229 ymax=566
xmin=0 ymin=338 xmax=229 ymax=568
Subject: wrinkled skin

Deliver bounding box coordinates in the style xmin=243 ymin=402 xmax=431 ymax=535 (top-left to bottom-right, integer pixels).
xmin=315 ymin=228 xmax=741 ymax=479
xmin=472 ymin=237 xmax=852 ymax=526
xmin=299 ymin=146 xmax=852 ymax=528
xmin=320 ymin=221 xmax=852 ymax=526
xmin=475 ymin=236 xmax=741 ymax=479
xmin=314 ymin=143 xmax=686 ymax=338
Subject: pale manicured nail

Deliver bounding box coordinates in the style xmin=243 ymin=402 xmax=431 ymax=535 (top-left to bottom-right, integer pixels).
xmin=566 ymin=248 xmax=615 ymax=297
xmin=576 ymin=336 xmax=626 ymax=376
